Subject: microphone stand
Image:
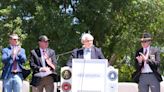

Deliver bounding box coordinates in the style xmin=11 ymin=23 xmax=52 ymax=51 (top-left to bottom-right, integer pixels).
xmin=56 ymin=47 xmax=84 ymax=61
xmin=56 ymin=50 xmax=74 ymax=61
xmin=55 ymin=47 xmax=83 ymax=92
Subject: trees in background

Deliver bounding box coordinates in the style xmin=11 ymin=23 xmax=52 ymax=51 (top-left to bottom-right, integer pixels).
xmin=0 ymin=0 xmax=164 ymax=81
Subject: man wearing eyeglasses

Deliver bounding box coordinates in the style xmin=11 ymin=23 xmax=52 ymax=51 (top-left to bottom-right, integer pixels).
xmin=132 ymin=33 xmax=162 ymax=92
xmin=66 ymin=33 xmax=105 ymax=67
xmin=30 ymin=35 xmax=57 ymax=92
xmin=1 ymin=34 xmax=27 ymax=92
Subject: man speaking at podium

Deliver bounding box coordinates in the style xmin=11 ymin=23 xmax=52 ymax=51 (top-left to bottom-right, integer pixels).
xmin=66 ymin=33 xmax=105 ymax=67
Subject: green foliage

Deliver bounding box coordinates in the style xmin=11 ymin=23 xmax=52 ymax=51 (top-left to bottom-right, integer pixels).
xmin=0 ymin=0 xmax=164 ymax=81
xmin=119 ymin=64 xmax=135 ymax=82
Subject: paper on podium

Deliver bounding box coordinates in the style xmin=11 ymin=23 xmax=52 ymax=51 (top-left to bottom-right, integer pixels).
xmin=34 ymin=71 xmax=52 ymax=78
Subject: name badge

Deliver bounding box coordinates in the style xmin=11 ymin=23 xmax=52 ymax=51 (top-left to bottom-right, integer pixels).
xmin=149 ymin=55 xmax=155 ymax=61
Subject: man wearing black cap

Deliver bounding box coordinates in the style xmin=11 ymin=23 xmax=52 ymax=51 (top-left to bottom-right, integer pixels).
xmin=132 ymin=33 xmax=162 ymax=92
xmin=30 ymin=35 xmax=57 ymax=92
xmin=1 ymin=34 xmax=27 ymax=92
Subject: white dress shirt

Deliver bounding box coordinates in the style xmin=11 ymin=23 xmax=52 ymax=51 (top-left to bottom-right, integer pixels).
xmin=83 ymin=48 xmax=91 ymax=60
xmin=40 ymin=48 xmax=47 ymax=67
xmin=141 ymin=46 xmax=153 ymax=73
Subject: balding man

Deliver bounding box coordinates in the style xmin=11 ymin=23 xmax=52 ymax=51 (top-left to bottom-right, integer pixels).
xmin=66 ymin=33 xmax=105 ymax=67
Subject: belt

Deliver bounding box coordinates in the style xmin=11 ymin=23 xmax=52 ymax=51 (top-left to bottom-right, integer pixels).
xmin=141 ymin=72 xmax=153 ymax=74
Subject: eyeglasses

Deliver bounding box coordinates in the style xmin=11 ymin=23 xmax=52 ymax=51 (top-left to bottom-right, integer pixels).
xmin=41 ymin=41 xmax=49 ymax=43
xmin=84 ymin=40 xmax=93 ymax=42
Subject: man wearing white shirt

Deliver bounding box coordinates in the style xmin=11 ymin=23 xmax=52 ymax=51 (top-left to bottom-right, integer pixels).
xmin=67 ymin=33 xmax=105 ymax=67
xmin=30 ymin=35 xmax=57 ymax=92
xmin=132 ymin=33 xmax=162 ymax=92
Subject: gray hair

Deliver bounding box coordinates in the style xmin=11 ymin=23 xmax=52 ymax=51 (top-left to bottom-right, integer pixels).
xmin=81 ymin=33 xmax=94 ymax=43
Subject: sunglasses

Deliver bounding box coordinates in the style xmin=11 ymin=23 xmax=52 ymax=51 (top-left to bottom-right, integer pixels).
xmin=41 ymin=41 xmax=49 ymax=43
xmin=12 ymin=39 xmax=18 ymax=41
xmin=141 ymin=41 xmax=150 ymax=43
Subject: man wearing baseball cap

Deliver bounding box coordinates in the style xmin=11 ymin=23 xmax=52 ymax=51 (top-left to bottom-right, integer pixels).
xmin=132 ymin=33 xmax=162 ymax=92
xmin=30 ymin=35 xmax=57 ymax=92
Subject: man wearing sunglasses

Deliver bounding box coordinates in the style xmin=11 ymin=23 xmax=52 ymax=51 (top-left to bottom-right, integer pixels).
xmin=30 ymin=35 xmax=57 ymax=92
xmin=132 ymin=33 xmax=162 ymax=92
xmin=1 ymin=34 xmax=27 ymax=92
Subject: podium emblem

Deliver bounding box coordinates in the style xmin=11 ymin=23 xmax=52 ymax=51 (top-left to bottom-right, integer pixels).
xmin=108 ymin=71 xmax=117 ymax=81
xmin=62 ymin=70 xmax=72 ymax=80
